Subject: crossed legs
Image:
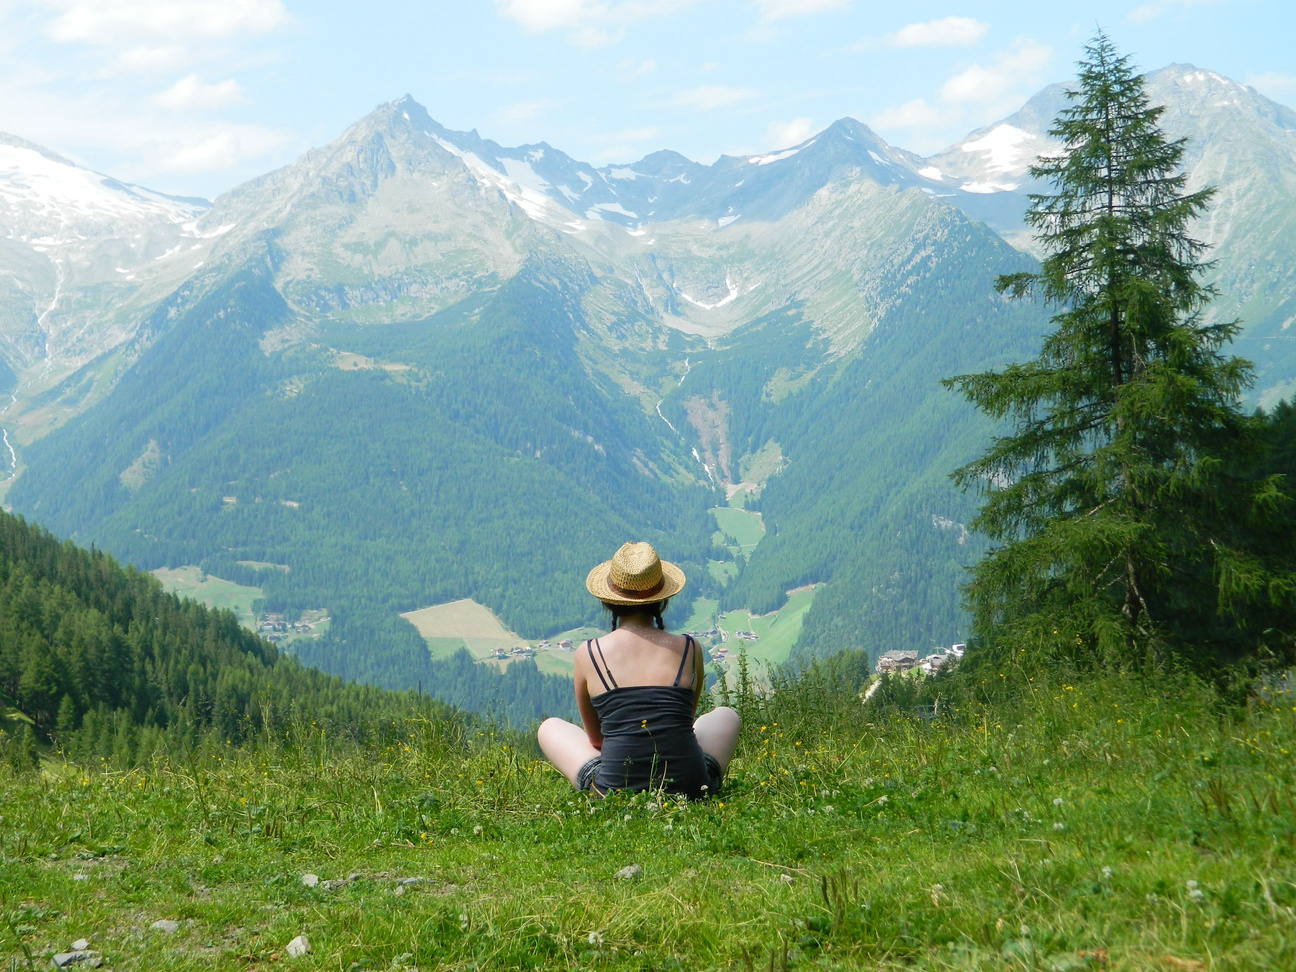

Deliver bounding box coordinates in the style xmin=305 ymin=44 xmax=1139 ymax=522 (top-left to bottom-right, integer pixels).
xmin=537 ymin=705 xmax=741 ymax=790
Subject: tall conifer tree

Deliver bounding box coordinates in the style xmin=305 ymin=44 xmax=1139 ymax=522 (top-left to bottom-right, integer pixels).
xmin=945 ymin=33 xmax=1296 ymax=673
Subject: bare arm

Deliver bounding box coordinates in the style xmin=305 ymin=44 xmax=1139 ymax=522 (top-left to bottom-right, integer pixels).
xmin=574 ymin=644 xmax=603 ymax=750
xmin=692 ymin=636 xmax=706 ymax=712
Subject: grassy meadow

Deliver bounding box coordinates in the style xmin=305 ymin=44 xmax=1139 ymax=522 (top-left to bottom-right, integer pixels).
xmin=3 ymin=668 xmax=1294 ymax=971
xmin=152 ymin=567 xmax=262 ymax=630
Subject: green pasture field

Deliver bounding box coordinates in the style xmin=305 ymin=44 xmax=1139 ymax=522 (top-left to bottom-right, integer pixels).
xmin=3 ymin=669 xmax=1293 ymax=970
xmin=718 ymin=585 xmax=819 ymax=673
xmin=710 ymin=507 xmax=765 ymax=556
xmin=401 ymin=599 xmax=522 ymax=659
xmin=151 ymin=566 xmax=262 ymax=631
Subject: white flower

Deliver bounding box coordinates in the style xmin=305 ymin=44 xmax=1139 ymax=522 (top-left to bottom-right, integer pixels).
xmin=823 ymin=805 xmax=834 ymax=813
xmin=1053 ymin=822 xmax=1065 ymax=831
xmin=472 ymin=825 xmax=483 ymax=836
xmin=646 ymin=802 xmax=659 ymax=812
xmin=988 ymin=766 xmax=998 ymax=774
xmin=624 ymin=814 xmax=632 ymax=823
xmin=662 ymin=823 xmax=673 ymax=833
xmin=1187 ymin=880 xmax=1205 ymax=902
xmin=1101 ymin=866 xmax=1113 ymax=880
xmin=1053 ymin=797 xmax=1064 ymax=807
xmin=780 ymin=873 xmax=794 ymax=885
xmin=587 ymin=931 xmax=604 ymax=946
xmin=876 ymin=795 xmax=889 ymax=806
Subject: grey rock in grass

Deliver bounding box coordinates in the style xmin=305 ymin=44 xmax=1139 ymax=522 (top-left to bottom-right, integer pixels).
xmin=71 ymin=874 xmax=88 ymax=882
xmin=150 ymin=919 xmax=180 ymax=934
xmin=397 ymin=876 xmax=427 ymax=886
xmin=300 ymin=873 xmax=319 ymax=888
xmin=51 ymin=951 xmax=102 ymax=968
xmin=70 ymin=941 xmax=89 ymax=951
xmin=614 ymin=864 xmax=642 ymax=881
xmin=286 ymin=935 xmax=310 ymax=958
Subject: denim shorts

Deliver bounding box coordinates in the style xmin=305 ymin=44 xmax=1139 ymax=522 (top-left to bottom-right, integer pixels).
xmin=575 ymin=753 xmax=723 ymax=797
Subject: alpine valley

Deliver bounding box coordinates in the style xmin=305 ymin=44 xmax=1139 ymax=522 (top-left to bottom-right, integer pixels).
xmin=1 ymin=65 xmax=1293 ymax=718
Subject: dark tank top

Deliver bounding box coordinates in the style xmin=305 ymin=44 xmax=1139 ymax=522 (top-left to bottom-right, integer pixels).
xmin=587 ymin=635 xmax=714 ymax=798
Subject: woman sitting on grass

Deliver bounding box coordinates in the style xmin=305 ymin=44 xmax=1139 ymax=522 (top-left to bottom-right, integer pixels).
xmin=538 ymin=542 xmax=740 ymax=798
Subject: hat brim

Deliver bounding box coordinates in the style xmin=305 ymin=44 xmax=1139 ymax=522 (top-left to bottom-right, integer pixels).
xmin=585 ymin=559 xmax=686 ymax=606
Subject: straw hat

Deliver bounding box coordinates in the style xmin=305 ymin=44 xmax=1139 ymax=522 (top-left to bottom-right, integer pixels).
xmin=586 ymin=541 xmax=686 ymax=605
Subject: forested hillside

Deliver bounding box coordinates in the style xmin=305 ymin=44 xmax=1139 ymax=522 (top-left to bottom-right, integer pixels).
xmin=0 ymin=508 xmax=437 ymax=759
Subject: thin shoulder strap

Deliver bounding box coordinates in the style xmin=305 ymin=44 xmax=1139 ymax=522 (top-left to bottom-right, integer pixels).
xmin=587 ymin=638 xmax=618 ymax=691
xmin=672 ymin=635 xmax=695 ymax=687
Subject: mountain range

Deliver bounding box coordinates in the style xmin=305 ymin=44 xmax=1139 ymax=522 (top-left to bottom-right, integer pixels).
xmin=0 ymin=63 xmax=1292 ymax=710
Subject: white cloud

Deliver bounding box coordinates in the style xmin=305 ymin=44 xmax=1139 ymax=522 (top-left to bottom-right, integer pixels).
xmin=664 ymin=85 xmax=758 ymax=110
xmin=152 ymin=125 xmax=288 ymax=173
xmin=45 ymin=0 xmax=288 ymax=45
xmin=493 ymin=98 xmax=566 ymax=123
xmin=938 ymin=38 xmax=1051 ymax=105
xmin=754 ymin=0 xmax=849 ymax=22
xmin=870 ymin=98 xmax=948 ymax=130
xmin=1128 ymin=0 xmax=1224 ymax=25
xmin=765 ymin=116 xmax=814 ymax=147
xmin=112 ymin=44 xmax=189 ymax=73
xmin=495 ymin=0 xmax=695 ymax=44
xmin=617 ymin=58 xmax=657 ymax=81
xmin=588 ymin=126 xmax=664 ymax=162
xmin=886 ymin=16 xmax=988 ymax=48
xmin=155 ymin=74 xmax=242 ymax=111
xmin=1247 ymin=72 xmax=1296 ymax=105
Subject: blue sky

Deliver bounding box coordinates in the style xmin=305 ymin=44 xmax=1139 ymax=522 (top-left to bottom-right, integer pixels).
xmin=0 ymin=0 xmax=1291 ymax=199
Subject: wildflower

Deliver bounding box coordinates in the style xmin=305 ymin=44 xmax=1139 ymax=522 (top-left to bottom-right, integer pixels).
xmin=473 ymin=825 xmax=483 ymax=836
xmin=1101 ymin=866 xmax=1112 ymax=880
xmin=876 ymin=795 xmax=888 ymax=806
xmin=1053 ymin=822 xmax=1065 ymax=831
xmin=587 ymin=931 xmax=604 ymax=946
xmin=1187 ymin=880 xmax=1205 ymax=902
xmin=663 ymin=824 xmax=673 ymax=833
xmin=646 ymin=802 xmax=659 ymax=812
xmin=780 ymin=873 xmax=794 ymax=885
xmin=624 ymin=814 xmax=632 ymax=823
xmin=1053 ymin=797 xmax=1064 ymax=808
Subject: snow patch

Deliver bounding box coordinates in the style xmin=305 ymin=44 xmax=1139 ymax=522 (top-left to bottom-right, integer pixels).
xmin=577 ymin=171 xmax=594 ymax=190
xmin=960 ymin=180 xmax=1018 ymax=194
xmin=433 ymin=135 xmax=568 ymax=224
xmin=868 ymin=150 xmax=890 ymax=165
xmin=586 ymin=202 xmax=638 ymax=219
xmin=668 ymin=173 xmax=691 ymax=184
xmin=0 ymin=140 xmax=206 ymax=232
xmin=717 ymin=214 xmax=740 ymax=227
xmin=918 ymin=166 xmax=943 ymax=181
xmin=608 ymin=167 xmax=638 ymax=180
xmin=960 ymin=124 xmax=1035 ymax=175
xmin=677 ymin=274 xmax=740 ymax=310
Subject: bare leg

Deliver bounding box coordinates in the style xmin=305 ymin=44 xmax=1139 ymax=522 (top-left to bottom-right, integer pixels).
xmin=537 ymin=718 xmax=600 ymax=788
xmin=693 ymin=706 xmax=740 ymax=771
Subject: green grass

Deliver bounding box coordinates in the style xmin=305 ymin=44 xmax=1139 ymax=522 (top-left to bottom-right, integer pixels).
xmin=3 ymin=670 xmax=1294 ymax=970
xmin=151 ymin=566 xmax=262 ymax=630
xmin=681 ymin=597 xmax=720 ymax=634
xmin=710 ymin=507 xmax=766 ymax=555
xmin=718 ymin=585 xmax=820 ymax=674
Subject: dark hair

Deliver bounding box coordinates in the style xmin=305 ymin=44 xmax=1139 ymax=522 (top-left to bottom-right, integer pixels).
xmin=603 ymin=598 xmax=670 ymax=630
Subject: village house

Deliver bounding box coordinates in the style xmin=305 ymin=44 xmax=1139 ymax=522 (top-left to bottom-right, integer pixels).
xmin=876 ymin=650 xmax=919 ymax=673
